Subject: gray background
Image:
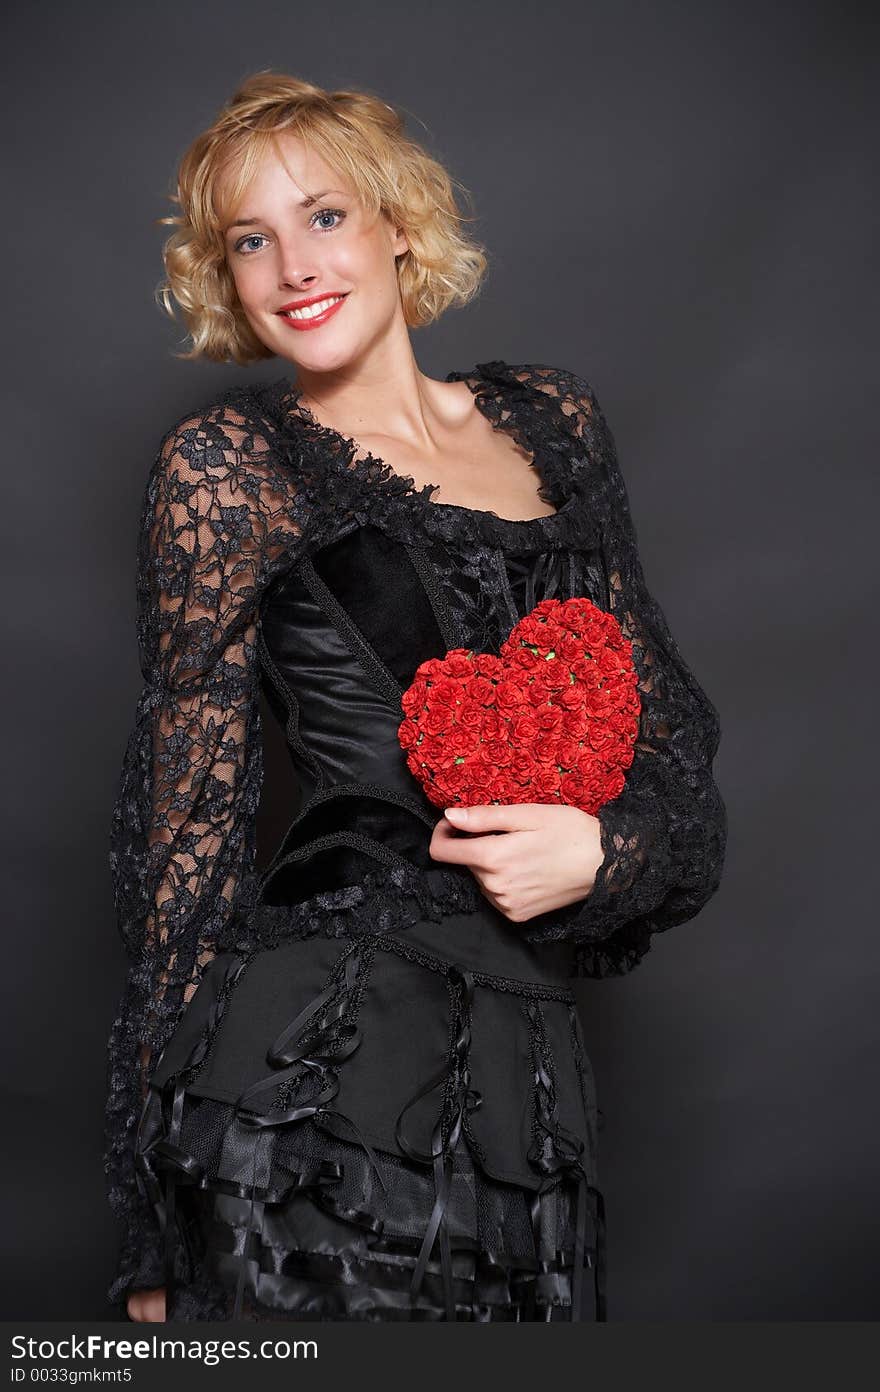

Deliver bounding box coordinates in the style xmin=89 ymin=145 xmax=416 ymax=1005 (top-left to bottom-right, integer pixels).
xmin=2 ymin=0 xmax=877 ymax=1320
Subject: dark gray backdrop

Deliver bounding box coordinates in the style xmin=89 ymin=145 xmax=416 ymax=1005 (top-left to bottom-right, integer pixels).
xmin=2 ymin=0 xmax=876 ymax=1320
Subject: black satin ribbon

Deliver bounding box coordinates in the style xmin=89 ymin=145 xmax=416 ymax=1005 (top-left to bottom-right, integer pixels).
xmin=231 ymin=946 xmax=388 ymax=1196
xmin=147 ymin=1157 xmax=343 ymax=1206
xmin=527 ymin=1188 xmax=566 ymax=1319
xmin=167 ymin=1067 xmax=211 ymax=1304
xmin=138 ymin=955 xmax=253 ymax=1313
xmin=231 ymin=1129 xmax=267 ymax=1319
xmin=394 ymin=963 xmax=482 ymax=1319
xmin=525 ymin=1001 xmax=607 ymax=1321
xmin=591 ymin=1183 xmax=607 ymax=1321
xmin=504 ymin=549 xmax=567 ymax=617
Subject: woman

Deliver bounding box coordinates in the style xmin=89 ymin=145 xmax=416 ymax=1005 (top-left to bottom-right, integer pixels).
xmin=104 ymin=71 xmax=727 ymax=1323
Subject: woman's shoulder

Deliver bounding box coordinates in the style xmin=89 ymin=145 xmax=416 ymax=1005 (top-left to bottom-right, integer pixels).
xmin=144 ymin=380 xmax=324 ymax=520
xmin=487 ymin=359 xmax=600 ymax=420
xmin=141 ymin=380 xmax=318 ymax=550
xmin=489 ymin=360 xmax=608 ymax=443
xmin=154 ymin=382 xmax=280 ymax=474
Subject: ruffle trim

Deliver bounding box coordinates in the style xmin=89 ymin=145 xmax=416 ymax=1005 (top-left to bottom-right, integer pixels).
xmin=145 ymin=1111 xmax=604 ymax=1322
xmin=219 ymin=861 xmax=483 ymax=955
xmin=223 ymin=859 xmax=647 ymax=981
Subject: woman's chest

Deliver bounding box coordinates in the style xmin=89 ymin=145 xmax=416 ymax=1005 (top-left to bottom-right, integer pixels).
xmin=343 ymin=423 xmax=559 ymax=521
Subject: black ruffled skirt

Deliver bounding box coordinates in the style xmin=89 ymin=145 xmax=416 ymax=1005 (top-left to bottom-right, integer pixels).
xmin=136 ymin=902 xmax=607 ymax=1322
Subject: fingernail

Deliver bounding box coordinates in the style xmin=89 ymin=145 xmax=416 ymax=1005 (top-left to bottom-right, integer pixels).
xmin=445 ymin=806 xmax=468 ymax=823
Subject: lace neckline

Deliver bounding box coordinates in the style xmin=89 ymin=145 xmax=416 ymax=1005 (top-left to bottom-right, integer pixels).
xmin=258 ymin=359 xmax=589 ymax=553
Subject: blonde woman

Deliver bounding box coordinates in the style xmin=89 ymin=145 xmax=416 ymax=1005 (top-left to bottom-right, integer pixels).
xmin=104 ymin=72 xmax=727 ymax=1323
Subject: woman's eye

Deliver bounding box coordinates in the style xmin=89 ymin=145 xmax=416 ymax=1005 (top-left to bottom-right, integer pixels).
xmin=311 ymin=208 xmax=346 ymax=232
xmin=234 ymin=234 xmax=268 ymax=255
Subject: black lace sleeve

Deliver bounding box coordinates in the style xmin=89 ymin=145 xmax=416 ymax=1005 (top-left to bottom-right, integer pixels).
xmin=102 ymin=398 xmax=306 ymax=1307
xmin=517 ymin=368 xmax=728 ymax=977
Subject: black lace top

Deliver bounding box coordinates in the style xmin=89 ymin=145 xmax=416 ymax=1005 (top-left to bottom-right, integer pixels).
xmin=103 ymin=360 xmax=727 ymax=1306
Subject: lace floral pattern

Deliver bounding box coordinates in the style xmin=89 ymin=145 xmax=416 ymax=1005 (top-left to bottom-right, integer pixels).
xmin=104 ymin=360 xmax=726 ymax=1308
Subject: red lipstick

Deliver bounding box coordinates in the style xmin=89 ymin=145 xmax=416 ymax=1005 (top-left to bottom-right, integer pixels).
xmin=276 ymin=292 xmax=349 ymax=331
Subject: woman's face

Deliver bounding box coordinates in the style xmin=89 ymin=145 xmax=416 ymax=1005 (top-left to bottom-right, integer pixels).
xmin=220 ymin=133 xmax=409 ymax=374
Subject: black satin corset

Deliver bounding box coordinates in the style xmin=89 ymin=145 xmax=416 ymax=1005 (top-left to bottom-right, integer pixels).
xmin=253 ymin=522 xmax=608 ymax=908
xmin=255 ymin=524 xmax=447 ymax=905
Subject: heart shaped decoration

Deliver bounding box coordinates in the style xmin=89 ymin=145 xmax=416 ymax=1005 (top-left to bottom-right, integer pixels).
xmin=397 ymin=596 xmax=641 ymax=816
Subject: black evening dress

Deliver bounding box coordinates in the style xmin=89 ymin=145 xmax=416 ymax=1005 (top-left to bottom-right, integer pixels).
xmin=103 ymin=361 xmax=727 ymax=1322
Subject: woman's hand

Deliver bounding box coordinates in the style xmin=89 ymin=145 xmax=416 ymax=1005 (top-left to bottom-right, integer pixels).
xmin=126 ymin=1288 xmax=166 ymax=1322
xmin=429 ymin=802 xmax=605 ymax=923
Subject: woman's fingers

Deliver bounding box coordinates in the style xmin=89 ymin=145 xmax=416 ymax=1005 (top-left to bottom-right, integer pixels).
xmin=428 ymin=815 xmax=505 ymax=869
xmin=127 ymin=1287 xmax=166 ymax=1322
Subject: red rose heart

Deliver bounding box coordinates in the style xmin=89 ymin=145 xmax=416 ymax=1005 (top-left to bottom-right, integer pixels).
xmin=396 ymin=596 xmax=641 ymax=815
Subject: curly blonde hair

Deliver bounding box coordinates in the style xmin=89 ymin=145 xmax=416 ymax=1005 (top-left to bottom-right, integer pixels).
xmin=155 ymin=71 xmax=489 ymax=363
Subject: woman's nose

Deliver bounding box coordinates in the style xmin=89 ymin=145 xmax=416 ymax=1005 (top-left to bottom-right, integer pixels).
xmin=276 ymin=234 xmax=320 ymax=289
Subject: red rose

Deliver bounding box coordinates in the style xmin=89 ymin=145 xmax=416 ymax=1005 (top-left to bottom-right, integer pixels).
xmin=556 ymin=630 xmax=583 ymax=663
xmin=559 ymin=769 xmax=587 ymax=804
xmin=480 ymin=708 xmax=506 ymax=740
xmin=510 ymin=618 xmax=543 ymax=647
xmin=588 ymin=724 xmax=621 ymax=756
xmin=458 ymin=698 xmax=485 ymax=730
xmin=534 ymin=704 xmax=565 ymax=734
xmin=527 ymin=680 xmax=553 ymax=707
xmin=423 ymin=703 xmax=455 ymax=736
xmin=585 ymin=686 xmax=614 ymax=718
xmin=569 ymin=655 xmax=597 ymax=685
xmin=533 ymin=732 xmax=560 ymax=765
xmin=556 ymin=605 xmax=587 ymax=633
xmin=540 ymin=658 xmax=569 ymax=692
xmin=442 ymin=761 xmax=471 ymax=797
xmin=484 ymin=738 xmax=514 ymax=767
xmin=555 ymin=736 xmax=581 ymax=768
xmin=447 ymin=725 xmax=482 ymax=760
xmin=468 ymin=758 xmax=497 ymax=791
xmin=534 ymin=765 xmax=562 ymax=797
xmin=401 ymin=678 xmax=428 ymax=715
xmin=397 ymin=719 xmax=419 ymax=750
xmin=444 ymin=650 xmax=476 ymax=679
xmin=509 ymin=750 xmax=537 ymax=784
xmin=465 ymin=673 xmax=496 ymax=705
xmin=475 ymin=652 xmax=504 ymax=680
xmin=432 ymin=676 xmax=464 ymax=706
xmin=495 ymin=679 xmax=527 ymax=712
xmin=561 ymin=707 xmax=590 ymax=739
xmin=556 ymin=683 xmax=585 ymax=710
xmin=508 ymin=710 xmax=540 ymax=743
xmin=507 ymin=645 xmax=542 ymax=673
xmin=419 ymin=734 xmax=451 ymax=768
xmin=599 ymin=766 xmax=626 ymax=803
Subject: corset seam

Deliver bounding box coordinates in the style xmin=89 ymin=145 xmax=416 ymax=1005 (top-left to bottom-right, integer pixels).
xmin=296 ymin=554 xmax=404 ymax=710
xmin=255 ymin=619 xmax=324 ymax=789
xmin=401 ymin=540 xmax=460 ymax=650
xmin=257 ymin=780 xmax=438 ymax=897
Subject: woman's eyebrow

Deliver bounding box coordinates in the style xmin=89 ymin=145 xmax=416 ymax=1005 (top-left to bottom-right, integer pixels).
xmin=224 ymin=190 xmax=347 ymax=232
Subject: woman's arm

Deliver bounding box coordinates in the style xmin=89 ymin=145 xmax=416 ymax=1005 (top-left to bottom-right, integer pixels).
xmin=103 ymin=401 xmax=302 ymax=1309
xmin=508 ymin=366 xmax=728 ymax=975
